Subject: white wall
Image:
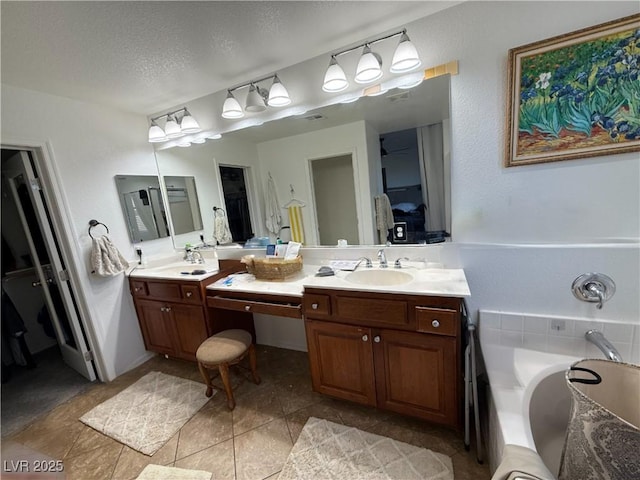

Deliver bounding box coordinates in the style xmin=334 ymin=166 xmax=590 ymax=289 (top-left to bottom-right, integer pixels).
xmin=1 ymin=85 xmax=166 ymax=380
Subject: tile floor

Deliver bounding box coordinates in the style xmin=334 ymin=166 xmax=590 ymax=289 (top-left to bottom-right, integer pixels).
xmin=2 ymin=346 xmax=490 ymax=480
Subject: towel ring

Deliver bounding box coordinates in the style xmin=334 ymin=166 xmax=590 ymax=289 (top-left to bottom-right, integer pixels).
xmin=88 ymin=219 xmax=109 ymax=239
xmin=213 ymin=206 xmax=226 ymax=217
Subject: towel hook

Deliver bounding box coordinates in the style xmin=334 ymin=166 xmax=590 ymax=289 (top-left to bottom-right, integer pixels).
xmin=213 ymin=206 xmax=226 ymax=217
xmin=88 ymin=219 xmax=109 ymax=239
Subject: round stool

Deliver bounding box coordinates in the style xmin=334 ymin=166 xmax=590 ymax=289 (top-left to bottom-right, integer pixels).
xmin=196 ymin=329 xmax=260 ymax=410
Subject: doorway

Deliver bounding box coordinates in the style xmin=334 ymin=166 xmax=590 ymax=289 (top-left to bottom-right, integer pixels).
xmin=219 ymin=166 xmax=254 ymax=243
xmin=1 ymin=148 xmax=95 ymax=435
xmin=310 ymin=154 xmax=359 ymax=245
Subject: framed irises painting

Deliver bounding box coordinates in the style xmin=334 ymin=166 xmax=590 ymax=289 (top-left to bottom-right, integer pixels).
xmin=506 ymin=14 xmax=640 ymax=167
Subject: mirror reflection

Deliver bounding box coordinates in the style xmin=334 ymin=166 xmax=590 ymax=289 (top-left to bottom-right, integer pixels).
xmin=114 ymin=175 xmax=170 ymax=242
xmin=154 ymin=74 xmax=451 ymax=247
xmin=162 ymin=176 xmax=203 ymax=235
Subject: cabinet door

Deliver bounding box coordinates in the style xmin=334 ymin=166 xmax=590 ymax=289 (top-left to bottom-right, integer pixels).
xmin=305 ymin=320 xmax=376 ymax=406
xmin=136 ymin=299 xmax=175 ymax=355
xmin=374 ymin=329 xmax=458 ymax=427
xmin=169 ymin=303 xmax=209 ymax=361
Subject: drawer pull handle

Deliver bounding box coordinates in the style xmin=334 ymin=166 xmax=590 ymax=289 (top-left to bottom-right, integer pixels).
xmin=374 ymin=335 xmax=381 ymax=343
xmin=186 ymin=291 xmax=193 ymax=297
xmin=311 ymin=303 xmax=318 ymax=310
xmin=245 ymin=305 xmax=251 ymax=311
xmin=362 ymin=334 xmax=368 ymax=342
xmin=432 ymin=320 xmax=440 ymax=328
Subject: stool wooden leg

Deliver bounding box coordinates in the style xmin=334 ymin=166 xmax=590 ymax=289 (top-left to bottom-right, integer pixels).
xmin=198 ymin=361 xmax=214 ymax=397
xmin=219 ymin=362 xmax=235 ymax=410
xmin=248 ymin=344 xmax=261 ymax=385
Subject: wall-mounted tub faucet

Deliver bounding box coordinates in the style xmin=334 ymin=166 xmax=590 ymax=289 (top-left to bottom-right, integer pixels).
xmin=585 ymin=330 xmax=623 ymax=362
xmin=571 ymin=273 xmax=615 ymax=309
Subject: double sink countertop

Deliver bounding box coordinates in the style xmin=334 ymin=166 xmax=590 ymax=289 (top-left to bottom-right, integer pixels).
xmin=129 ymin=258 xmax=471 ymax=298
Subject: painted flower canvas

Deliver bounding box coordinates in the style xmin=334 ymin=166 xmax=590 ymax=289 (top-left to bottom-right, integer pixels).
xmin=506 ymin=14 xmax=640 ymax=166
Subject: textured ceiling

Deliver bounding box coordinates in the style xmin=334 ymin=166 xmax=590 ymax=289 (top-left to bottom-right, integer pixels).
xmin=1 ymin=1 xmax=458 ymax=115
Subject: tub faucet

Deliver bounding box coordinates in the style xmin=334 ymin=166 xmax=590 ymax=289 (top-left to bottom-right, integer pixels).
xmin=585 ymin=329 xmax=622 ymax=362
xmin=377 ymin=248 xmax=388 ymax=268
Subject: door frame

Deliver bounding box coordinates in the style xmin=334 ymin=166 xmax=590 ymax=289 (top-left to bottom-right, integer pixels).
xmin=2 ymin=138 xmax=106 ymax=381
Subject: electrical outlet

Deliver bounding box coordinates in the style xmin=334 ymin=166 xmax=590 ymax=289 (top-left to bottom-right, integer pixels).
xmin=550 ymin=319 xmax=566 ymax=332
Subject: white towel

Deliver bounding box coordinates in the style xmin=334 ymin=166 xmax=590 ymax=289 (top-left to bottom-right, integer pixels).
xmin=91 ymin=235 xmax=129 ymax=277
xmin=375 ymin=194 xmax=395 ymax=243
xmin=265 ymin=175 xmax=282 ymax=235
xmin=492 ymin=445 xmax=555 ymax=480
xmin=214 ymin=214 xmax=233 ymax=245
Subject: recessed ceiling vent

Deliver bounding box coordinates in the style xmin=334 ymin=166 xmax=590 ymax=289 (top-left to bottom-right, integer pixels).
xmin=303 ymin=114 xmax=325 ymax=121
xmin=387 ymin=91 xmax=411 ymax=103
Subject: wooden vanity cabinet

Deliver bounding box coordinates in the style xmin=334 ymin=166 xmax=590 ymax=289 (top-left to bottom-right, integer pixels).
xmin=303 ymin=288 xmax=464 ymax=429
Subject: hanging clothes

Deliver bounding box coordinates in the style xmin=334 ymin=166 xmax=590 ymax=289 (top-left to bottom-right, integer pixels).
xmin=288 ymin=205 xmax=305 ymax=244
xmin=265 ymin=174 xmax=281 ymax=235
xmin=374 ymin=194 xmax=395 ymax=244
xmin=90 ymin=235 xmax=129 ymax=276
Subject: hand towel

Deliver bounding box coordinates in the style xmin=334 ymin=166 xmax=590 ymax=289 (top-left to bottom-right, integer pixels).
xmin=91 ymin=235 xmax=129 ymax=277
xmin=287 ymin=205 xmax=305 ymax=244
xmin=492 ymin=445 xmax=555 ymax=480
xmin=265 ymin=175 xmax=282 ymax=235
xmin=374 ymin=194 xmax=395 ymax=243
xmin=214 ymin=214 xmax=233 ymax=245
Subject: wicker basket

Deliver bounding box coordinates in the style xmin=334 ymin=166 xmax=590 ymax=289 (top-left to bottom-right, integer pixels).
xmin=244 ymin=256 xmax=303 ymax=281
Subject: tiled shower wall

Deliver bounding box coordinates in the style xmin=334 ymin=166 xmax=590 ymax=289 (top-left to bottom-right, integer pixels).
xmin=479 ymin=310 xmax=640 ymax=364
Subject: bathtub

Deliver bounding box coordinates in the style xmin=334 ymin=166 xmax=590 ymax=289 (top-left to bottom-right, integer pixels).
xmin=482 ymin=345 xmax=581 ymax=476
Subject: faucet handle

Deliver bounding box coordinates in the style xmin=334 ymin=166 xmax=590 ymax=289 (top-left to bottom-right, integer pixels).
xmin=394 ymin=257 xmax=410 ymax=268
xmin=572 ymin=273 xmax=615 ymax=310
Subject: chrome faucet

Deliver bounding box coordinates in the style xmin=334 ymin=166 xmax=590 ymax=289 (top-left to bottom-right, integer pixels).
xmin=377 ymin=248 xmax=388 ymax=268
xmin=585 ymin=330 xmax=622 ymax=362
xmin=356 ymin=257 xmax=372 ymax=269
xmin=394 ymin=257 xmax=409 ymax=268
xmin=191 ymin=251 xmax=205 ymax=264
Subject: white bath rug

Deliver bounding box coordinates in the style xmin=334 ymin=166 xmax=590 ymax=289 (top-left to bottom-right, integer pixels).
xmin=80 ymin=371 xmax=211 ymax=456
xmin=278 ymin=417 xmax=454 ymax=480
xmin=135 ymin=464 xmax=212 ymax=480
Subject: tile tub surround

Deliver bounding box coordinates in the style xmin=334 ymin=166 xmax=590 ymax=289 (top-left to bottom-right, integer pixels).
xmin=2 ymin=346 xmax=489 ymax=480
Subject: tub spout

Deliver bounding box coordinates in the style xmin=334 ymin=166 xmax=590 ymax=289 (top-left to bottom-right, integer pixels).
xmin=585 ymin=330 xmax=622 ymax=362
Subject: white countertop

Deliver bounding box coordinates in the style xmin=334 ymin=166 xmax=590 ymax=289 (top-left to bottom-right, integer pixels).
xmin=206 ymin=264 xmax=470 ymax=298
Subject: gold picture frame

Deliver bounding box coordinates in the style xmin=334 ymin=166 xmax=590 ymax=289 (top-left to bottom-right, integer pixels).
xmin=505 ymin=14 xmax=640 ymax=167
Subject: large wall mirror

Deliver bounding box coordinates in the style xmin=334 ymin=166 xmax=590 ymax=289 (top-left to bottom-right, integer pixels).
xmin=114 ymin=175 xmax=170 ymax=242
xmin=154 ymin=74 xmax=451 ymax=248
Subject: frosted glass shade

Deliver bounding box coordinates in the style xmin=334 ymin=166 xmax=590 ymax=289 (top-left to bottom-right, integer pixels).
xmin=390 ymin=33 xmax=421 ymax=73
xmin=355 ymin=46 xmax=383 ymax=84
xmin=148 ymin=122 xmax=167 ymax=143
xmin=222 ymin=92 xmax=244 ymax=119
xmin=180 ymin=111 xmax=201 ymax=133
xmin=268 ymin=77 xmax=291 ymax=107
xmin=245 ymin=84 xmax=266 ymax=112
xmin=322 ymin=57 xmax=348 ymax=92
xmin=164 ymin=115 xmax=183 ymax=138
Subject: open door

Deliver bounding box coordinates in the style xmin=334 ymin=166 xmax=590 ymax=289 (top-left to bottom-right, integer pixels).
xmin=3 ymin=151 xmax=96 ymax=380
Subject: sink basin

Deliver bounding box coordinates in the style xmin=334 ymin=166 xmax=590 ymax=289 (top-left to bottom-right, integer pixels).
xmin=150 ymin=263 xmax=218 ymax=276
xmin=345 ymin=269 xmax=413 ymax=286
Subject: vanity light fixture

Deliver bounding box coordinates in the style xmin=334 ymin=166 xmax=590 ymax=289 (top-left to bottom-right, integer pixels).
xmin=147 ymin=107 xmax=201 ymax=143
xmin=221 ymin=73 xmax=291 ymax=119
xmin=322 ymin=28 xmax=421 ymax=92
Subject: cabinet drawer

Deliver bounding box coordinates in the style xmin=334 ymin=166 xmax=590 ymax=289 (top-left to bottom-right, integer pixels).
xmin=208 ymin=295 xmax=302 ymax=319
xmin=415 ymin=307 xmax=458 ymax=336
xmin=147 ymin=282 xmax=182 ymax=301
xmin=303 ymin=294 xmax=331 ymax=316
xmin=131 ymin=280 xmax=148 ymax=297
xmin=336 ymin=296 xmax=409 ymax=328
xmin=181 ymin=284 xmax=202 ymax=304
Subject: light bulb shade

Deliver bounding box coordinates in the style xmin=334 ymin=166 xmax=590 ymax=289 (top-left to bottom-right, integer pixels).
xmin=148 ymin=121 xmax=167 ymax=143
xmin=267 ymin=76 xmax=291 ymax=107
xmin=191 ymin=137 xmax=207 ymax=144
xmin=390 ymin=33 xmax=421 ymax=73
xmin=164 ymin=115 xmax=183 ymax=138
xmin=355 ymin=46 xmax=383 ymax=84
xmin=245 ymin=84 xmax=267 ymax=112
xmin=222 ymin=91 xmax=244 ymax=119
xmin=322 ymin=57 xmax=349 ymax=93
xmin=180 ymin=110 xmax=201 ymax=133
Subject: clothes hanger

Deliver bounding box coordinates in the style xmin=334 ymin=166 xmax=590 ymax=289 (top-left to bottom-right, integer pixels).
xmin=283 ymin=184 xmax=305 ymax=208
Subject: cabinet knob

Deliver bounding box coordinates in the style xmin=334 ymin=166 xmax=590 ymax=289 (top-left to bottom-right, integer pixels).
xmin=374 ymin=335 xmax=381 ymax=343
xmin=160 ymin=307 xmax=166 ymax=312
xmin=245 ymin=305 xmax=251 ymax=311
xmin=165 ymin=307 xmax=171 ymax=312
xmin=186 ymin=291 xmax=193 ymax=297
xmin=432 ymin=320 xmax=440 ymax=328
xmin=311 ymin=303 xmax=318 ymax=310
xmin=134 ymin=287 xmax=140 ymax=292
xmin=362 ymin=334 xmax=368 ymax=342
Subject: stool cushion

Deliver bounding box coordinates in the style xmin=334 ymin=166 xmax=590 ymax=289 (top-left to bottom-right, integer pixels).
xmin=196 ymin=329 xmax=252 ymax=365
